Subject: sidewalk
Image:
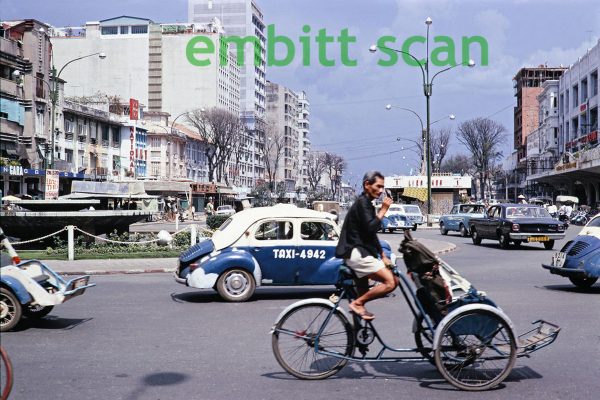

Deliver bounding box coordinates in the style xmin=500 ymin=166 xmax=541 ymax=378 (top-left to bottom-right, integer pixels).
xmin=46 ymin=236 xmax=455 ymax=276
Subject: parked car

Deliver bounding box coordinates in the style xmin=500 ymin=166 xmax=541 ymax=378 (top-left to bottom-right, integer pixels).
xmin=215 ymin=204 xmax=236 ymax=216
xmin=174 ymin=204 xmax=395 ymax=301
xmin=542 ymin=214 xmax=600 ymax=288
xmin=469 ymin=204 xmax=566 ymax=249
xmin=377 ymin=204 xmax=424 ymax=232
xmin=439 ymin=203 xmax=486 ymax=237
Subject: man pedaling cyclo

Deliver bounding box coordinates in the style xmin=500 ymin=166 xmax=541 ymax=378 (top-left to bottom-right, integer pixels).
xmin=335 ymin=170 xmax=398 ymax=321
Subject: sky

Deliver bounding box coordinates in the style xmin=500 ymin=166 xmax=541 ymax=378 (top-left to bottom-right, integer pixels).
xmin=3 ymin=0 xmax=600 ymax=186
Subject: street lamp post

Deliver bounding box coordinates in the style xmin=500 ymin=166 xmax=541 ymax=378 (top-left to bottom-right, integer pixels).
xmin=371 ymin=17 xmax=474 ymax=220
xmin=387 ymin=104 xmax=455 ymax=175
xmin=49 ymin=51 xmax=106 ymax=169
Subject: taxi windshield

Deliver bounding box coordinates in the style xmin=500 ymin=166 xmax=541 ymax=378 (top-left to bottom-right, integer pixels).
xmin=404 ymin=205 xmax=421 ymax=213
xmin=505 ymin=207 xmax=551 ymax=219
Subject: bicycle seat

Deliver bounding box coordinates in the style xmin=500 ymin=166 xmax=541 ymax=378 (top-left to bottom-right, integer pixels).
xmin=338 ymin=264 xmax=357 ymax=280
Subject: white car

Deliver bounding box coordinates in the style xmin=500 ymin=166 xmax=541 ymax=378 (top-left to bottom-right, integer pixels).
xmin=215 ymin=205 xmax=236 ymax=216
xmin=377 ymin=204 xmax=425 ymax=232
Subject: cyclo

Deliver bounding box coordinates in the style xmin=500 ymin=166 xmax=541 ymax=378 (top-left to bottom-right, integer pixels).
xmin=271 ymin=231 xmax=560 ymax=391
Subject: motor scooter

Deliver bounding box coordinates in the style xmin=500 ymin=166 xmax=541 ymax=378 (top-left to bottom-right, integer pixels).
xmin=0 ymin=227 xmax=95 ymax=332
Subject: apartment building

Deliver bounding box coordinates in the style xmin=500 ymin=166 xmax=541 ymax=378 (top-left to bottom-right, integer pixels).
xmin=296 ymin=90 xmax=311 ymax=189
xmin=189 ymin=0 xmax=267 ymax=190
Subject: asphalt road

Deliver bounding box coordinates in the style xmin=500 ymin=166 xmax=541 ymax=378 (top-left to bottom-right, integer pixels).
xmin=2 ymin=226 xmax=599 ymax=400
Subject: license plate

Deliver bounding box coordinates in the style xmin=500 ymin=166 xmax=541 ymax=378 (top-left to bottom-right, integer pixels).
xmin=528 ymin=236 xmax=549 ymax=242
xmin=552 ymin=252 xmax=566 ymax=268
xmin=72 ymin=277 xmax=89 ymax=289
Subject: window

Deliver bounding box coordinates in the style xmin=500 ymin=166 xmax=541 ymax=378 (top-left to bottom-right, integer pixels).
xmin=581 ymin=78 xmax=588 ymax=103
xmin=131 ymin=25 xmax=148 ymax=34
xmin=254 ymin=220 xmax=293 ymax=240
xmin=36 ymin=73 xmax=45 ymax=98
xmin=591 ymin=70 xmax=598 ymax=97
xmin=101 ymin=26 xmax=118 ymax=35
xmin=300 ymin=221 xmax=338 ymax=241
xmin=573 ymin=84 xmax=579 ymax=107
xmin=120 ymin=26 xmax=129 ymax=34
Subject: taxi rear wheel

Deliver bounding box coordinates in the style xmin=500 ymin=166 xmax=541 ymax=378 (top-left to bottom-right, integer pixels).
xmin=0 ymin=288 xmax=22 ymax=332
xmin=568 ymin=276 xmax=598 ymax=288
xmin=216 ymin=269 xmax=255 ymax=302
xmin=543 ymin=240 xmax=555 ymax=250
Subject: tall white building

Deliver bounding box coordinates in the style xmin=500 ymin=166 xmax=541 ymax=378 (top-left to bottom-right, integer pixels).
xmin=266 ymin=81 xmax=300 ymax=193
xmin=189 ymin=0 xmax=267 ymax=191
xmin=51 ymin=16 xmax=240 ymax=120
xmin=188 ymin=0 xmax=266 ymax=117
xmin=296 ymin=91 xmax=310 ymax=189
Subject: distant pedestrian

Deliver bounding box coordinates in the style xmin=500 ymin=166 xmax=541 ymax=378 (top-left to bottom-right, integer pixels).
xmin=205 ymin=197 xmax=215 ymax=216
xmin=518 ymin=194 xmax=527 ymax=204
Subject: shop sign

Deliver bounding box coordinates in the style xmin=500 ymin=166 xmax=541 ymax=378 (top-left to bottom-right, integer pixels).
xmin=44 ymin=169 xmax=60 ymax=199
xmin=0 ymin=165 xmax=24 ymax=176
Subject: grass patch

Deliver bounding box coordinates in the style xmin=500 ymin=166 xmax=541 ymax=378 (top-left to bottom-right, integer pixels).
xmin=18 ymin=250 xmax=181 ymax=261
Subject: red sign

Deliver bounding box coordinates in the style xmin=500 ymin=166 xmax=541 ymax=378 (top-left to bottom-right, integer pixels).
xmin=129 ymin=98 xmax=139 ymax=120
xmin=589 ymin=131 xmax=598 ymax=142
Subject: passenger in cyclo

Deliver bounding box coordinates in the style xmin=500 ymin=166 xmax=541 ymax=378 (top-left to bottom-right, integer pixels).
xmin=335 ymin=170 xmax=398 ymax=321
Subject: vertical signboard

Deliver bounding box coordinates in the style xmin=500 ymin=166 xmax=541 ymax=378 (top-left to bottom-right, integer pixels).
xmin=45 ymin=169 xmax=60 ymax=199
xmin=129 ymin=98 xmax=139 ymax=120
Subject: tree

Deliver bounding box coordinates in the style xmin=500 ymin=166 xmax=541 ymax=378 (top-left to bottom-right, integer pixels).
xmin=323 ymin=152 xmax=346 ymax=200
xmin=456 ymin=118 xmax=507 ymax=199
xmin=305 ymin=151 xmax=327 ymax=191
xmin=440 ymin=154 xmax=473 ymax=175
xmin=413 ymin=127 xmax=451 ymax=173
xmin=261 ymin=118 xmax=285 ymax=191
xmin=186 ymin=107 xmax=242 ymax=183
xmin=431 ymin=127 xmax=451 ymax=172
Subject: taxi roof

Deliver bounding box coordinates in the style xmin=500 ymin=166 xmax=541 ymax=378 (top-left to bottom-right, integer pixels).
xmin=211 ymin=204 xmax=337 ymax=250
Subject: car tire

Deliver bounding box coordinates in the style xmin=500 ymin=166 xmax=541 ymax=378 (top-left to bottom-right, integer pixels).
xmin=543 ymin=240 xmax=555 ymax=250
xmin=412 ymin=224 xmax=418 ymax=231
xmin=216 ymin=268 xmax=256 ymax=302
xmin=0 ymin=287 xmax=22 ymax=332
xmin=388 ymin=228 xmax=395 ymax=233
xmin=471 ymin=228 xmax=482 ymax=245
xmin=568 ymin=276 xmax=598 ymax=288
xmin=513 ymin=240 xmax=522 ymax=248
xmin=439 ymin=222 xmax=448 ymax=236
xmin=498 ymin=232 xmax=510 ymax=249
xmin=23 ymin=305 xmax=54 ymax=319
xmin=459 ymin=224 xmax=468 ymax=237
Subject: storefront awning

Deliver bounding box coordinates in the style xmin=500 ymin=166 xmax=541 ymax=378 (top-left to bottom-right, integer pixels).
xmin=402 ymin=187 xmax=428 ymax=202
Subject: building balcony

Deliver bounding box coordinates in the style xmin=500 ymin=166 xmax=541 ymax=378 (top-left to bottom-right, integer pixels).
xmin=0 ymin=78 xmax=19 ymax=98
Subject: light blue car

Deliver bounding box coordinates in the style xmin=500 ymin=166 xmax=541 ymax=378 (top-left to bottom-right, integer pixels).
xmin=439 ymin=204 xmax=486 ymax=237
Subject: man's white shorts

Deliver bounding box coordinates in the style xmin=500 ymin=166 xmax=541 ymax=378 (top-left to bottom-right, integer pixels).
xmin=345 ymin=248 xmax=385 ymax=279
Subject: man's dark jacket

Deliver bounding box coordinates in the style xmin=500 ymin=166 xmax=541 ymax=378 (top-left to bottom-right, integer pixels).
xmin=335 ymin=193 xmax=382 ymax=259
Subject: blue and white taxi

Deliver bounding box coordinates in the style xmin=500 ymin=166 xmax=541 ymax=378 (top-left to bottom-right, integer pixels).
xmin=174 ymin=204 xmax=394 ymax=301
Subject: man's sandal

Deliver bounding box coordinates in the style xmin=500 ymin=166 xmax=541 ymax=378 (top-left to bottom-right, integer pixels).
xmin=348 ymin=302 xmax=375 ymax=321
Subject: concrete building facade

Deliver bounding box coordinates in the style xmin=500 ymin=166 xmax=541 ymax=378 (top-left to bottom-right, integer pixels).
xmin=189 ymin=0 xmax=267 ymax=192
xmin=266 ymin=80 xmax=300 ymax=193
xmin=526 ymin=40 xmax=600 ymax=206
xmin=51 ymin=16 xmax=240 ymax=119
xmin=296 ymin=90 xmax=310 ymax=189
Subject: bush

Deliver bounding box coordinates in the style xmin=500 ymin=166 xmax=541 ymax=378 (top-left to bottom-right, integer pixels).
xmin=206 ymin=215 xmax=229 ymax=230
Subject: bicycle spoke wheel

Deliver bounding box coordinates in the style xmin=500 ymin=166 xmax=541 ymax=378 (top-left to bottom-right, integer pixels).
xmin=413 ymin=314 xmax=436 ymax=365
xmin=434 ymin=309 xmax=516 ymax=391
xmin=272 ymin=303 xmax=354 ymax=379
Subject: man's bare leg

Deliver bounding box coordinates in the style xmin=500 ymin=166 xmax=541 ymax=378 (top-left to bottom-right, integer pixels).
xmin=349 ymin=268 xmax=396 ymax=319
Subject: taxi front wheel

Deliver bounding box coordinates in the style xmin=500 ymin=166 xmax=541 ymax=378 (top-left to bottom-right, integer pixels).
xmin=216 ymin=269 xmax=256 ymax=302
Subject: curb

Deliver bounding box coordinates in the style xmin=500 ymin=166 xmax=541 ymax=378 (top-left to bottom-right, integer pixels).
xmin=58 ymin=244 xmax=457 ymax=276
xmin=61 ymin=268 xmax=176 ymax=276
